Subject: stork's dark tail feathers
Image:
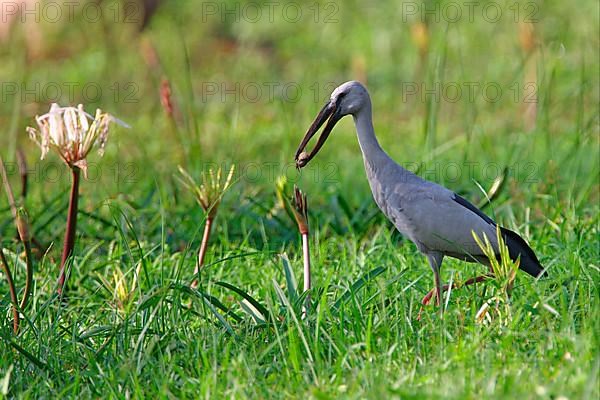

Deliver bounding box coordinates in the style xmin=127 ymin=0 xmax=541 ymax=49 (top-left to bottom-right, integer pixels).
xmin=500 ymin=227 xmax=546 ymax=278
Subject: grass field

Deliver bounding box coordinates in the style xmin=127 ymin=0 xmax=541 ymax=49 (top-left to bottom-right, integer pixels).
xmin=0 ymin=0 xmax=598 ymax=398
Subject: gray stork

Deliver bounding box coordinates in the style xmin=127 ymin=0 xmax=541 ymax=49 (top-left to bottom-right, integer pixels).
xmin=294 ymin=81 xmax=545 ymax=310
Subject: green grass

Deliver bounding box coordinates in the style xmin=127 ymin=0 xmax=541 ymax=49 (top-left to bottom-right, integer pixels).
xmin=0 ymin=0 xmax=599 ymax=398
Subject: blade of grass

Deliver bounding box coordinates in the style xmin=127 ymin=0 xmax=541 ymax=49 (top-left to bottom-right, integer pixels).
xmin=333 ymin=266 xmax=387 ymax=312
xmin=215 ymin=281 xmax=270 ymax=323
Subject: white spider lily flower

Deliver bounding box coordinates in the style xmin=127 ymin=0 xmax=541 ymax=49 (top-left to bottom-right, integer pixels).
xmin=27 ymin=103 xmax=129 ymax=176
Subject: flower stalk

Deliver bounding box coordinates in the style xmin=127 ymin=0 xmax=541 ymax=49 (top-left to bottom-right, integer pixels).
xmin=57 ymin=167 xmax=81 ymax=295
xmin=196 ymin=217 xmax=214 ymax=274
xmin=177 ymin=165 xmax=235 ymax=288
xmin=302 ymin=234 xmax=310 ymax=293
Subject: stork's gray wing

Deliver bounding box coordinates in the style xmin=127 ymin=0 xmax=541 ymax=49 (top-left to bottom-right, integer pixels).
xmin=382 ymin=182 xmax=498 ymax=259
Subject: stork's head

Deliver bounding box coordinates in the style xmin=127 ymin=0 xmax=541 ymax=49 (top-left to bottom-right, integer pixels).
xmin=295 ymin=81 xmax=370 ymax=168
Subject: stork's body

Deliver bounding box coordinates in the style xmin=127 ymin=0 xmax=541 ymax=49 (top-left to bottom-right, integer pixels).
xmin=295 ymin=81 xmax=545 ymax=309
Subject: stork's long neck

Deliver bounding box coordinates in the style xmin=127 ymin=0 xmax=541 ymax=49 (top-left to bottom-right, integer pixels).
xmin=353 ymin=101 xmax=392 ymax=169
xmin=352 ymin=99 xmax=416 ymax=187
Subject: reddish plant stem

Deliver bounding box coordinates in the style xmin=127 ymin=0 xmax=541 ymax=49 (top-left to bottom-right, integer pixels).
xmin=16 ymin=211 xmax=33 ymax=311
xmin=191 ymin=217 xmax=213 ymax=289
xmin=58 ymin=167 xmax=81 ymax=295
xmin=0 ymin=245 xmax=19 ymax=333
xmin=19 ymin=241 xmax=33 ymax=310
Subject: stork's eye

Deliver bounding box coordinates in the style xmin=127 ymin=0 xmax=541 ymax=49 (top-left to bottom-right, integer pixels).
xmin=335 ymin=91 xmax=347 ymax=106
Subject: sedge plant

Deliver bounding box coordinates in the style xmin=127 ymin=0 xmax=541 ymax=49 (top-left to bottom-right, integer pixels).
xmin=177 ymin=165 xmax=235 ymax=288
xmin=472 ymin=226 xmax=520 ymax=325
xmin=97 ymin=261 xmax=142 ymax=316
xmin=27 ymin=104 xmax=127 ymax=294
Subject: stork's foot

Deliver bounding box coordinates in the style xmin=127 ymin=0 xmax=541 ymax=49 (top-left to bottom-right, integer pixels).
xmin=421 ymin=284 xmax=448 ymax=307
xmin=417 ymin=274 xmax=493 ymax=320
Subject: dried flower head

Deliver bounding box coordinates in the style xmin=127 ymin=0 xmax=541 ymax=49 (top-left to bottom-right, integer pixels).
xmin=292 ymin=185 xmax=309 ymax=235
xmin=26 ymin=103 xmax=128 ymax=176
xmin=177 ymin=165 xmax=235 ymax=219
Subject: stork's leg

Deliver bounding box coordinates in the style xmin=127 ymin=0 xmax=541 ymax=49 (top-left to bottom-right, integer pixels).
xmin=426 ymin=252 xmax=444 ymax=310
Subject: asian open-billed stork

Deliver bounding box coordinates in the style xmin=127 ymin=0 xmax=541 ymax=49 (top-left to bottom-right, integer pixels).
xmin=294 ymin=81 xmax=545 ymax=310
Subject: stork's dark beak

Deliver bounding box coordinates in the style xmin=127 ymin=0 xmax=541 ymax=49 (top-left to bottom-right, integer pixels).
xmin=294 ymin=100 xmax=343 ymax=169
